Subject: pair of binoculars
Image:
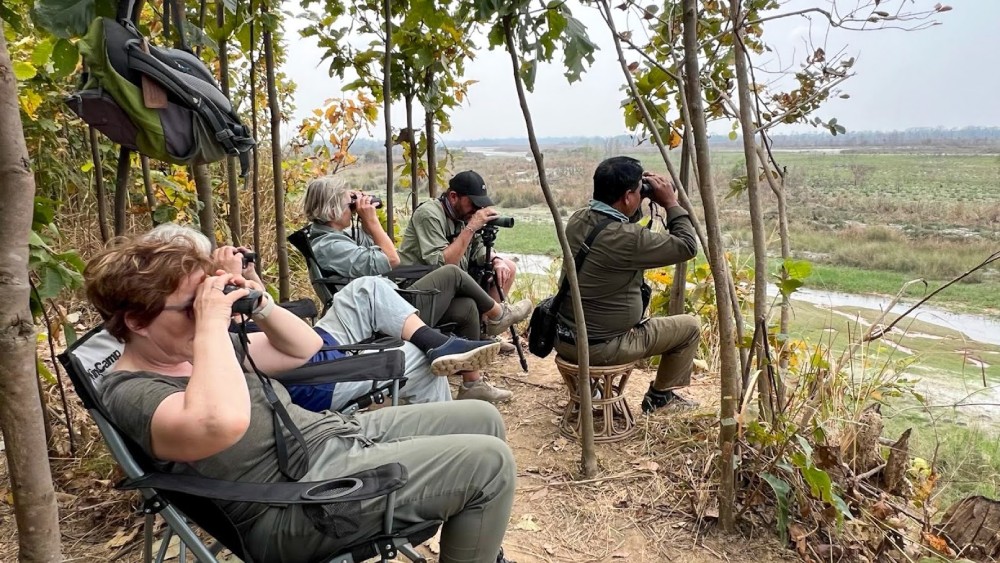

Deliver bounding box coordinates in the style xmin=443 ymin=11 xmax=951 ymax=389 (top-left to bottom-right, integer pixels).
xmin=223 ymin=284 xmax=262 ymax=316
xmin=349 ymin=193 xmax=383 ymax=210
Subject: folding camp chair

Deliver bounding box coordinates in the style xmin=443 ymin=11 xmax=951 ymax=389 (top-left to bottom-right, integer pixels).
xmin=287 ymin=224 xmax=439 ymax=317
xmin=59 ymin=326 xmax=442 ymax=563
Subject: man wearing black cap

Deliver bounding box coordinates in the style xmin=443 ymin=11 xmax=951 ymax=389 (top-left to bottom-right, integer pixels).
xmin=399 ymin=170 xmax=520 ymax=300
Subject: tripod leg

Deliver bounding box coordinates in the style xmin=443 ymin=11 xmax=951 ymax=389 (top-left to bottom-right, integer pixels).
xmin=493 ymin=279 xmax=529 ymax=373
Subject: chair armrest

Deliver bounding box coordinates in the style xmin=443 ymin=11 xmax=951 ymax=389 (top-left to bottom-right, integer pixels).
xmin=120 ymin=463 xmax=407 ymax=505
xmin=274 ymin=349 xmax=405 ymax=385
xmin=320 ymin=335 xmax=403 ymax=352
xmin=387 ymin=264 xmax=437 ymax=280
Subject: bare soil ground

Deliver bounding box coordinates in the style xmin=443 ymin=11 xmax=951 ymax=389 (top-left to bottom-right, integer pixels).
xmin=0 ymin=350 xmax=793 ymax=563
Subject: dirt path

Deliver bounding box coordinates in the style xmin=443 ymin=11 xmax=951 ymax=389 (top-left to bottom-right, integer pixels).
xmin=0 ymin=352 xmax=793 ymax=562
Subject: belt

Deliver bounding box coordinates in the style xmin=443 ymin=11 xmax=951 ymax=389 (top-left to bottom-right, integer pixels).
xmin=555 ymin=323 xmax=614 ymax=346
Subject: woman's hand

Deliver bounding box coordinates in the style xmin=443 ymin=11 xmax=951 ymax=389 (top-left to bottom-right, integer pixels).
xmin=212 ymin=246 xmax=264 ymax=285
xmin=354 ymin=192 xmax=382 ymax=229
xmin=194 ymin=271 xmax=249 ymax=327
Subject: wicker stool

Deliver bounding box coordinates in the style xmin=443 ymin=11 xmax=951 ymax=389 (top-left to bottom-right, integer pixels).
xmin=555 ymin=356 xmax=638 ymax=443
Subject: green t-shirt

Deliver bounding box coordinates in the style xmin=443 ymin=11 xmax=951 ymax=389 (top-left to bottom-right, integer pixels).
xmin=398 ymin=199 xmax=486 ymax=270
xmin=99 ymin=359 xmax=363 ymax=525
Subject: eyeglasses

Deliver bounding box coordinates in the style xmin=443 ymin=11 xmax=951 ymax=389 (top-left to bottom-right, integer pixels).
xmin=162 ymin=300 xmax=195 ymax=320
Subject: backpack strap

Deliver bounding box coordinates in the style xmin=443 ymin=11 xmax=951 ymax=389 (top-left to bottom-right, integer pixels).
xmin=551 ymin=217 xmax=615 ymax=311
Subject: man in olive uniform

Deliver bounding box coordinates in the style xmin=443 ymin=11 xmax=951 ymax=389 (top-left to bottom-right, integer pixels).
xmin=554 ymin=156 xmax=702 ymax=413
xmin=399 ymin=170 xmax=520 ymax=301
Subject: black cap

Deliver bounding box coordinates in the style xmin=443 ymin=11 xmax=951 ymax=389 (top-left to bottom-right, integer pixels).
xmin=448 ymin=170 xmax=494 ymax=208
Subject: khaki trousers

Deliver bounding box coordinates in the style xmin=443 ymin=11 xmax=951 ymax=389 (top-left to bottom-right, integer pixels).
xmin=554 ymin=314 xmax=701 ymax=390
xmin=409 ymin=264 xmax=496 ymax=340
xmin=244 ymin=401 xmax=515 ymax=563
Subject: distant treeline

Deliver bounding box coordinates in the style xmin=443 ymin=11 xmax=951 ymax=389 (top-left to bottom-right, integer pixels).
xmin=343 ymin=127 xmax=1000 ymax=154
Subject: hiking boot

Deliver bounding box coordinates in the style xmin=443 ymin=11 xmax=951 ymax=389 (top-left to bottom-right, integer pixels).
xmin=485 ymin=299 xmax=534 ymax=336
xmin=496 ymin=547 xmax=517 ymax=563
xmin=641 ymin=382 xmax=698 ymax=414
xmin=427 ymin=337 xmax=502 ymax=376
xmin=457 ymin=379 xmax=514 ymax=403
xmin=498 ymin=339 xmax=517 ymax=355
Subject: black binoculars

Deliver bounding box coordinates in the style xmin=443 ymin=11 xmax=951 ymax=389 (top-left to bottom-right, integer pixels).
xmin=240 ymin=251 xmax=257 ymax=269
xmin=486 ymin=217 xmax=515 ymax=228
xmin=223 ymin=284 xmax=262 ymax=316
xmin=640 ymin=178 xmax=654 ymax=198
xmin=350 ymin=193 xmax=383 ymax=210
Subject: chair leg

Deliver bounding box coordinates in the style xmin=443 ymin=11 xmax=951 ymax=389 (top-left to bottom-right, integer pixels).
xmin=396 ymin=542 xmax=427 ymax=563
xmin=155 ymin=527 xmax=173 ymax=563
xmin=144 ymin=513 xmax=154 ymax=563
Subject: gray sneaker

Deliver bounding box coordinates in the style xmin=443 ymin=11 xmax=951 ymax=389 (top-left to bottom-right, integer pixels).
xmin=457 ymin=380 xmax=514 ymax=403
xmin=485 ymin=299 xmax=534 ymax=336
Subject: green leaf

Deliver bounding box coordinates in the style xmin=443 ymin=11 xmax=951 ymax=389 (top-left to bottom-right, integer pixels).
xmin=0 ymin=3 xmax=25 ymax=32
xmin=803 ymin=465 xmax=832 ymax=500
xmin=830 ymin=491 xmax=852 ymax=524
xmin=37 ymin=357 xmax=56 ymax=385
xmin=153 ymin=205 xmax=178 ymax=224
xmin=32 ymin=0 xmax=106 ymax=38
xmin=761 ymin=473 xmax=791 ymax=543
xmin=64 ymin=321 xmax=78 ymax=347
xmin=32 ymin=38 xmax=56 ymax=68
xmin=778 ymin=278 xmax=804 ymax=299
xmin=51 ymin=38 xmax=79 ymax=78
xmin=35 ymin=262 xmax=65 ymax=300
xmin=783 ymin=259 xmax=812 ymax=280
xmin=728 ymin=130 xmax=738 ymax=141
xmin=13 ymin=61 xmax=37 ymax=80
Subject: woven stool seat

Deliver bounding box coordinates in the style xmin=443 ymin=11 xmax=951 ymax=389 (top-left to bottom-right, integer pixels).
xmin=554 ymin=356 xmax=638 ymax=443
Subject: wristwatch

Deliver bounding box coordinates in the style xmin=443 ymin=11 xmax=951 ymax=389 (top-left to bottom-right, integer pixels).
xmin=251 ymin=291 xmax=276 ymax=320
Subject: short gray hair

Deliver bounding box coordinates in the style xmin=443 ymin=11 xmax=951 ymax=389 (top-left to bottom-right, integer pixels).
xmin=304 ymin=176 xmax=351 ymax=223
xmin=144 ymin=223 xmax=213 ymax=256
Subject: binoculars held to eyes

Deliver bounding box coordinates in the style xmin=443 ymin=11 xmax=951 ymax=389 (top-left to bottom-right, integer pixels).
xmin=486 ymin=217 xmax=515 ymax=228
xmin=223 ymin=284 xmax=262 ymax=316
xmin=350 ymin=194 xmax=383 ymax=211
xmin=640 ymin=179 xmax=654 ymax=199
xmin=240 ymin=251 xmax=257 ymax=269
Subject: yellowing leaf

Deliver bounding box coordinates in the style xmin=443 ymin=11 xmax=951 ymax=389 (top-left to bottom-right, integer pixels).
xmin=513 ymin=514 xmax=541 ymax=532
xmin=668 ymin=130 xmax=682 ymax=149
xmin=19 ymin=89 xmax=43 ymax=120
xmin=13 ymin=61 xmax=37 ymax=81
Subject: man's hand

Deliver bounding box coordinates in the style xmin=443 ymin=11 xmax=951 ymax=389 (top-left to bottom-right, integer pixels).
xmin=353 ymin=192 xmax=381 ymax=228
xmin=466 ymin=207 xmax=500 ymax=231
xmin=492 ymin=257 xmax=513 ymax=289
xmin=643 ymin=172 xmax=678 ymax=208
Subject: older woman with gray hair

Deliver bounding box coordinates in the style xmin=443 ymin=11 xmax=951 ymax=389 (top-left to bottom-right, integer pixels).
xmin=303 ymin=177 xmax=532 ymax=403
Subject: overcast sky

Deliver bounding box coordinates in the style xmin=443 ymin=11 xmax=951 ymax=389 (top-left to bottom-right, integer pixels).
xmin=281 ymin=1 xmax=998 ymax=142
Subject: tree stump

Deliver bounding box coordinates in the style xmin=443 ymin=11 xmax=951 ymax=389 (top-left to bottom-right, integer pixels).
xmin=882 ymin=428 xmax=911 ymax=495
xmin=937 ymin=496 xmax=1000 ymax=560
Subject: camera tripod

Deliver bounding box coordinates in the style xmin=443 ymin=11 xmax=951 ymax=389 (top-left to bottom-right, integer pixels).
xmin=477 ymin=225 xmax=528 ymax=373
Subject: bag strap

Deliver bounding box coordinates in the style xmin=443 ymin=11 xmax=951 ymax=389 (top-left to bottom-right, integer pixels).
xmin=234 ymin=327 xmax=310 ymax=481
xmin=552 ymin=217 xmax=615 ymax=310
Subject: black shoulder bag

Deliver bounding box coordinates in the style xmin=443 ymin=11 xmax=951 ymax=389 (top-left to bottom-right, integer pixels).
xmin=527 ymin=218 xmax=615 ymax=358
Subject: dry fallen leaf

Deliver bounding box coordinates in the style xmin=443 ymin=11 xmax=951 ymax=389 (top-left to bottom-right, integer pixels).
xmin=513 ymin=514 xmax=542 ymax=532
xmin=921 ymin=531 xmax=954 ymax=556
xmin=104 ymin=527 xmax=139 ymax=550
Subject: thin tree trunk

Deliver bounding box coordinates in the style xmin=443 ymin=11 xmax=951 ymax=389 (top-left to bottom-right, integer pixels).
xmin=192 ymin=163 xmax=215 ymax=243
xmin=249 ymin=0 xmax=261 ymax=258
xmin=0 ymin=29 xmax=63 ymax=561
xmin=424 ymin=70 xmax=437 ymax=199
xmin=263 ymin=3 xmax=289 ymax=300
xmin=502 ymin=15 xmax=597 ymax=477
xmin=218 ymin=0 xmax=242 ymax=246
xmin=756 ymin=142 xmax=790 ymax=396
xmin=405 ymin=93 xmax=418 ymax=212
xmin=382 ymin=0 xmax=394 ymax=238
xmin=669 ymin=137 xmax=691 ymax=315
xmin=89 ymin=126 xmax=109 ymax=242
xmin=114 ymin=147 xmax=130 ymax=236
xmin=731 ymin=1 xmax=772 ymax=422
xmin=682 ymin=0 xmax=740 ymax=531
xmin=140 ymin=156 xmax=156 ymax=224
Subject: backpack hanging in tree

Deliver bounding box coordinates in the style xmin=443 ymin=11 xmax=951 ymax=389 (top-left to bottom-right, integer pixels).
xmin=66 ymin=17 xmax=254 ymax=175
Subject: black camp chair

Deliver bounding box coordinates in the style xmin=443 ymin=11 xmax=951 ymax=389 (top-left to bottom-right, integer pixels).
xmin=59 ymin=326 xmax=441 ymax=563
xmin=287 ymin=224 xmax=438 ymax=317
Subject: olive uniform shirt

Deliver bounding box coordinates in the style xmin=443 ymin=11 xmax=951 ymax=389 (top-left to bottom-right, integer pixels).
xmin=398 ymin=199 xmax=487 ymax=270
xmin=557 ymin=204 xmax=698 ymax=341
